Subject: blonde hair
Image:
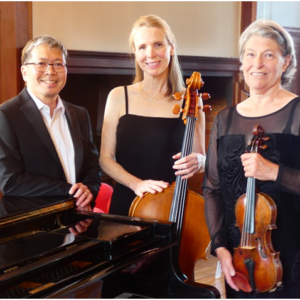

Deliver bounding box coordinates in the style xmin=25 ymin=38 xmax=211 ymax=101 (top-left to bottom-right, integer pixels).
xmin=129 ymin=15 xmax=184 ymax=96
xmin=239 ymin=19 xmax=297 ymax=85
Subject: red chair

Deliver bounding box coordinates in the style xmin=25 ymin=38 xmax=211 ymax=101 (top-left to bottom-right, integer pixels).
xmin=93 ymin=183 xmax=113 ymax=213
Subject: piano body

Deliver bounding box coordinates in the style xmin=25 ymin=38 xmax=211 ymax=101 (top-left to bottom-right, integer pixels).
xmin=0 ymin=196 xmax=220 ymax=298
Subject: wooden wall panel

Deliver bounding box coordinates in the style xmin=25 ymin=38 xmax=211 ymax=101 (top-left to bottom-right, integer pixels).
xmin=0 ymin=2 xmax=32 ymax=104
xmin=240 ymin=2 xmax=257 ymax=34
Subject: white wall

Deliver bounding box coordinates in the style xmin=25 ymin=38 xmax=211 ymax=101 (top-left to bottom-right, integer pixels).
xmin=32 ymin=1 xmax=240 ymax=58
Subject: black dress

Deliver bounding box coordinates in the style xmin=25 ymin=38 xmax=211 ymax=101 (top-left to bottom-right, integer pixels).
xmin=109 ymin=86 xmax=185 ymax=216
xmin=203 ymin=97 xmax=300 ymax=298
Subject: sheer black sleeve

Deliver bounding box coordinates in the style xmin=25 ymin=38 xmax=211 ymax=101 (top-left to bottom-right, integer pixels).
xmin=203 ymin=114 xmax=228 ymax=255
xmin=275 ymin=161 xmax=300 ymax=195
xmin=203 ymin=98 xmax=300 ymax=256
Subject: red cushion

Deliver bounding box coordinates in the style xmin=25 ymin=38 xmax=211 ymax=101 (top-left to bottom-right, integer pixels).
xmin=93 ymin=183 xmax=113 ymax=213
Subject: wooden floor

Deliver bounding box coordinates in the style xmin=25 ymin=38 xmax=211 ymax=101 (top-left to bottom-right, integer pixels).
xmin=194 ymin=255 xmax=226 ymax=298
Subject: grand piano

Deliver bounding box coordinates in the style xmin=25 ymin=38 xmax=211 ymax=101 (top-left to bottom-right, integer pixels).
xmin=0 ymin=195 xmax=220 ymax=298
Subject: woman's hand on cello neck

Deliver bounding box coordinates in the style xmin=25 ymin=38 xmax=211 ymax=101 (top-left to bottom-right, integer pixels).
xmin=173 ymin=152 xmax=206 ymax=180
xmin=129 ymin=178 xmax=169 ymax=198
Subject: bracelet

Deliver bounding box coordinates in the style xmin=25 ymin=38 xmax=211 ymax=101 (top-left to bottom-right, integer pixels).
xmin=196 ymin=153 xmax=206 ymax=172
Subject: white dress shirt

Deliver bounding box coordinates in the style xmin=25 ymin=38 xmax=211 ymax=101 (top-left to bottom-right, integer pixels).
xmin=28 ymin=89 xmax=76 ymax=184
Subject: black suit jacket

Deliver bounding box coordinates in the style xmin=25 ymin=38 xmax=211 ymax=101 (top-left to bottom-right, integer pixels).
xmin=0 ymin=88 xmax=101 ymax=202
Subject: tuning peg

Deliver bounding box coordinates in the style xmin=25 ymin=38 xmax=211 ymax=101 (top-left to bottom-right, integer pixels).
xmin=262 ymin=137 xmax=270 ymax=141
xmin=173 ymin=92 xmax=183 ymax=101
xmin=201 ymin=93 xmax=211 ymax=101
xmin=201 ymin=79 xmax=205 ymax=88
xmin=260 ymin=145 xmax=268 ymax=150
xmin=172 ymin=104 xmax=182 ymax=115
xmin=200 ymin=105 xmax=212 ymax=113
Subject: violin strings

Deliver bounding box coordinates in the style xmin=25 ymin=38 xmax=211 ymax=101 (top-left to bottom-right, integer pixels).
xmin=244 ymin=177 xmax=255 ymax=259
xmin=245 ymin=173 xmax=251 ymax=248
xmin=242 ymin=182 xmax=247 ymax=247
xmin=241 ymin=138 xmax=257 ymax=258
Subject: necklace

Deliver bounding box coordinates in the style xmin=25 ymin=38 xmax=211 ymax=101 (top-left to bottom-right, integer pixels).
xmin=139 ymin=82 xmax=167 ymax=102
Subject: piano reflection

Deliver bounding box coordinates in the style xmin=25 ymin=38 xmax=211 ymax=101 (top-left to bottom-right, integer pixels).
xmin=0 ymin=195 xmax=220 ymax=298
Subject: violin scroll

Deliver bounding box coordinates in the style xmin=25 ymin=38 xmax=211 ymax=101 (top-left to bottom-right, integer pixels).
xmin=247 ymin=125 xmax=270 ymax=154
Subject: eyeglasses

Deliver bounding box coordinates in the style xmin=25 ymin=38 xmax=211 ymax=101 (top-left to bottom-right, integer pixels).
xmin=24 ymin=62 xmax=67 ymax=73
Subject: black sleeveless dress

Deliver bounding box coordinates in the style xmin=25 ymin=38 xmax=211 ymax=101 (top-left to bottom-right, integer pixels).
xmin=203 ymin=97 xmax=300 ymax=298
xmin=109 ymin=86 xmax=185 ymax=216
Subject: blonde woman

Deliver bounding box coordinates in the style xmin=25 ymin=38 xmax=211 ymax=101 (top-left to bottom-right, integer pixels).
xmin=100 ymin=15 xmax=206 ymax=215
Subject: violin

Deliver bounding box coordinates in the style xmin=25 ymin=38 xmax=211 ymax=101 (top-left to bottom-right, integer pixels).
xmin=232 ymin=125 xmax=283 ymax=293
xmin=129 ymin=72 xmax=211 ymax=280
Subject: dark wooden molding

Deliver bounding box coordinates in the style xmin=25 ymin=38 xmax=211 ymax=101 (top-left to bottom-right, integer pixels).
xmin=67 ymin=50 xmax=241 ymax=77
xmin=286 ymin=27 xmax=300 ymax=38
xmin=66 ymin=50 xmax=243 ymax=107
xmin=178 ymin=55 xmax=240 ymax=77
xmin=67 ymin=51 xmax=135 ymax=75
xmin=240 ymin=1 xmax=257 ymax=34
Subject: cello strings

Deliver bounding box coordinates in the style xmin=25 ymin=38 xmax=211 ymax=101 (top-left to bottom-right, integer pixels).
xmin=174 ymin=117 xmax=190 ymax=223
xmin=170 ymin=117 xmax=190 ymax=222
xmin=171 ymin=117 xmax=196 ymax=234
xmin=177 ymin=119 xmax=193 ymax=230
xmin=176 ymin=118 xmax=195 ymax=233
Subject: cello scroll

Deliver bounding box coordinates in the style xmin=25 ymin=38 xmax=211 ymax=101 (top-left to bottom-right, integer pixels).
xmin=172 ymin=72 xmax=211 ymax=122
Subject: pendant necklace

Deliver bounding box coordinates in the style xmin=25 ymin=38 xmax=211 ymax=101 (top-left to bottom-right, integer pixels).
xmin=139 ymin=82 xmax=166 ymax=102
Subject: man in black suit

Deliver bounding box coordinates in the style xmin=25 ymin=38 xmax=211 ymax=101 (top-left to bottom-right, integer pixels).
xmin=0 ymin=35 xmax=101 ymax=209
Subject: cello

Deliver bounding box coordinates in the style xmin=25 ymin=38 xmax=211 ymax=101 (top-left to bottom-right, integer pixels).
xmin=232 ymin=125 xmax=283 ymax=293
xmin=129 ymin=72 xmax=211 ymax=281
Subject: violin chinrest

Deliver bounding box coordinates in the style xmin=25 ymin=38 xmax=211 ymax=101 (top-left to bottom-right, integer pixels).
xmin=232 ymin=272 xmax=252 ymax=293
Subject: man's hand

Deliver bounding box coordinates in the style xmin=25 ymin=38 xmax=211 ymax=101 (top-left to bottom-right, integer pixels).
xmin=69 ymin=218 xmax=92 ymax=235
xmin=69 ymin=183 xmax=93 ymax=207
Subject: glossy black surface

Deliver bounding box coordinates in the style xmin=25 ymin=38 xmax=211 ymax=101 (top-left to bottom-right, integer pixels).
xmin=0 ymin=196 xmax=220 ymax=298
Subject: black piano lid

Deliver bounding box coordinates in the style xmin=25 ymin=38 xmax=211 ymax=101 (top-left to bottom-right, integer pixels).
xmin=0 ymin=197 xmax=181 ymax=298
xmin=0 ymin=195 xmax=75 ymax=219
xmin=0 ymin=196 xmax=220 ymax=298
